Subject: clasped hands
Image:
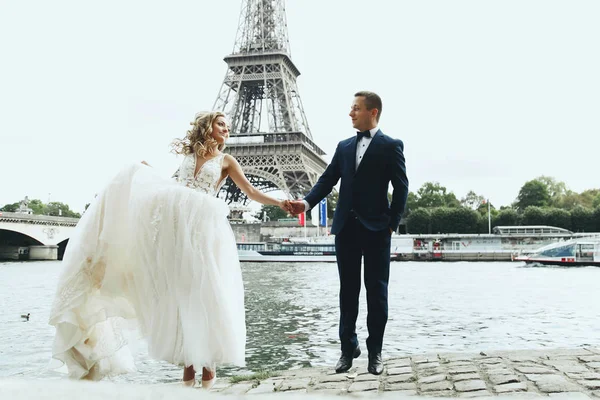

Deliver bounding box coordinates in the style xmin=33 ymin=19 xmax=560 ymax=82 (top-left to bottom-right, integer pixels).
xmin=279 ymin=200 xmax=306 ymax=215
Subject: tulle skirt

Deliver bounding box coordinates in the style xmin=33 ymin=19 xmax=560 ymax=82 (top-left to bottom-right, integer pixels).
xmin=48 ymin=164 xmax=246 ymax=380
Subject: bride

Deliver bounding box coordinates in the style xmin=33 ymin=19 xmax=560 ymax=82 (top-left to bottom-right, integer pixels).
xmin=48 ymin=111 xmax=290 ymax=388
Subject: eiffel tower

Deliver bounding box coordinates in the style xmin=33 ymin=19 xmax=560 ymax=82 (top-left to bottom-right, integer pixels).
xmin=213 ymin=0 xmax=327 ymax=205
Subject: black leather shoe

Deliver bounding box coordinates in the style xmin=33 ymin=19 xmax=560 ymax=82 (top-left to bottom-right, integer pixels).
xmin=367 ymin=352 xmax=384 ymax=375
xmin=335 ymin=346 xmax=361 ymax=373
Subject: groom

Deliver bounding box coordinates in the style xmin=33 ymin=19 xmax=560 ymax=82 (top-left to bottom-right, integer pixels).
xmin=288 ymin=91 xmax=408 ymax=375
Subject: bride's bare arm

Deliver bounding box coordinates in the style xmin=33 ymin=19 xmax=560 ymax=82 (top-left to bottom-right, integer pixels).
xmin=224 ymin=154 xmax=289 ymax=209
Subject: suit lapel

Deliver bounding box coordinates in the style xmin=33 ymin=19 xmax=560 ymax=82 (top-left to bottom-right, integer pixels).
xmin=354 ymin=130 xmax=381 ymax=176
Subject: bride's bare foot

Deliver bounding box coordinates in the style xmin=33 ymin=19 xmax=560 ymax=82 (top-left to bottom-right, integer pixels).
xmin=201 ymin=367 xmax=216 ymax=389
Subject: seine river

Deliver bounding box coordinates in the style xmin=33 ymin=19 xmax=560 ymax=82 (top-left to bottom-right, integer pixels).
xmin=1 ymin=260 xmax=599 ymax=384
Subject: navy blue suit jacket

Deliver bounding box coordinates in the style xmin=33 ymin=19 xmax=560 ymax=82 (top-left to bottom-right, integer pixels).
xmin=305 ymin=130 xmax=409 ymax=235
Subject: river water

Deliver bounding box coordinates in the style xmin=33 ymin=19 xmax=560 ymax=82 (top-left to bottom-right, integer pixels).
xmin=1 ymin=260 xmax=599 ymax=383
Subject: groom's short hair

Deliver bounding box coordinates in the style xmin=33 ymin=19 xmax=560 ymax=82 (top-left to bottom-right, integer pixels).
xmin=355 ymin=91 xmax=382 ymax=122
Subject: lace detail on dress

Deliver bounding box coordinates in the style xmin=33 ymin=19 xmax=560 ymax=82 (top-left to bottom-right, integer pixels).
xmin=174 ymin=154 xmax=226 ymax=196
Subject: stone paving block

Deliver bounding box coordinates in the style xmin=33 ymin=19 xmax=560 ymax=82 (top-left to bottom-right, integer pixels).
xmin=496 ymin=394 xmax=544 ymax=398
xmin=412 ymin=355 xmax=438 ymax=364
xmin=447 ymin=361 xmax=474 ymax=367
xmin=348 ymin=391 xmax=382 ymax=398
xmin=276 ymin=389 xmax=307 ymax=395
xmin=580 ymin=356 xmax=600 ymax=363
xmin=548 ymin=393 xmax=592 ymax=399
xmin=387 ymin=358 xmax=412 ymax=368
xmin=566 ymin=372 xmax=600 ymax=380
xmin=417 ymin=362 xmax=441 ymax=370
xmin=458 ymin=390 xmax=493 ymax=398
xmin=419 ymin=367 xmax=448 ymax=377
xmin=479 ymin=357 xmax=505 ymax=364
xmin=494 ymin=382 xmax=528 ymax=393
xmin=418 ymin=374 xmax=447 ymax=384
xmin=515 ymin=366 xmax=556 ymax=374
xmin=420 ymin=380 xmax=453 ymax=392
xmin=453 ymin=373 xmax=482 ymax=382
xmin=543 ymin=349 xmax=594 ymax=357
xmin=377 ymin=390 xmax=418 ymax=397
xmin=488 ymin=374 xmax=520 ymax=385
xmin=588 ymin=362 xmax=600 ymax=369
xmin=309 ymin=382 xmax=349 ymax=392
xmin=387 ymin=366 xmax=413 ymax=375
xmin=348 ymin=380 xmax=380 ymax=392
xmin=485 ymin=367 xmax=514 ymax=375
xmin=384 ymin=382 xmax=417 ymax=391
xmin=525 ymin=374 xmax=581 ymax=393
xmin=220 ymin=382 xmax=254 ymax=395
xmin=387 ymin=374 xmax=415 ymax=384
xmin=421 ymin=390 xmax=454 ymax=397
xmin=318 ymin=373 xmax=351 ymax=383
xmin=578 ymin=380 xmax=600 ymax=390
xmin=246 ymin=383 xmax=278 ymax=395
xmin=309 ymin=388 xmax=346 ymax=395
xmin=449 ymin=365 xmax=479 ymax=374
xmin=278 ymin=378 xmax=311 ymax=391
xmin=542 ymin=361 xmax=591 ymax=373
xmin=354 ymin=373 xmax=381 ymax=382
xmin=454 ymin=379 xmax=487 ymax=392
xmin=593 ymin=391 xmax=600 ymax=397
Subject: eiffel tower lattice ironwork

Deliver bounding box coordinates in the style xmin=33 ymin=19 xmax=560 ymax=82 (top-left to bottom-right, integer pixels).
xmin=213 ymin=0 xmax=327 ymax=205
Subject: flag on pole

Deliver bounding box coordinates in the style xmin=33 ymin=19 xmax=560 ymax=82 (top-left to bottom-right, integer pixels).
xmin=319 ymin=198 xmax=327 ymax=227
xmin=298 ymin=212 xmax=305 ymax=227
xmin=311 ymin=205 xmax=319 ymax=227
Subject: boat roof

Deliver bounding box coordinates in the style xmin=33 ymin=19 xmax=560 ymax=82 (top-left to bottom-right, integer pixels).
xmin=493 ymin=225 xmax=573 ymax=235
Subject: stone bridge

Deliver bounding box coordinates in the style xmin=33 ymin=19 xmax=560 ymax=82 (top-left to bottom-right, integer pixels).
xmin=0 ymin=212 xmax=78 ymax=261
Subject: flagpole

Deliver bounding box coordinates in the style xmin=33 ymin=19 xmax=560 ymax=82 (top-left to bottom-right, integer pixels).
xmin=488 ymin=199 xmax=491 ymax=234
xmin=304 ymin=212 xmax=307 ymax=239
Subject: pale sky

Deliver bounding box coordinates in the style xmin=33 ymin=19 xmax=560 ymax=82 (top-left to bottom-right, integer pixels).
xmin=1 ymin=0 xmax=599 ymax=213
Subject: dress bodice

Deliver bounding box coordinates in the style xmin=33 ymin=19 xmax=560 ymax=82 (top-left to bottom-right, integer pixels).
xmin=173 ymin=153 xmax=226 ymax=196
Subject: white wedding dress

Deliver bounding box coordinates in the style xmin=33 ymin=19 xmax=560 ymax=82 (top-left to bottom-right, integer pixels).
xmin=49 ymin=153 xmax=246 ymax=380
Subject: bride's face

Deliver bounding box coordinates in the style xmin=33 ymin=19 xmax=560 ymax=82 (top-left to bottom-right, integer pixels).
xmin=211 ymin=116 xmax=230 ymax=145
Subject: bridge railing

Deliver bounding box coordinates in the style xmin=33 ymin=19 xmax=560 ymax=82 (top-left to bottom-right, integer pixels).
xmin=0 ymin=211 xmax=79 ymax=226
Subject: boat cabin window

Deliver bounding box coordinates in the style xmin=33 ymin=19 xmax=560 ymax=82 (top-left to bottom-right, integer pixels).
xmin=539 ymin=243 xmax=575 ymax=258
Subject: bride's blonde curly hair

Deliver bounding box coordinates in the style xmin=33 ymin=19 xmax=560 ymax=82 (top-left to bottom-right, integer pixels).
xmin=171 ymin=111 xmax=227 ymax=158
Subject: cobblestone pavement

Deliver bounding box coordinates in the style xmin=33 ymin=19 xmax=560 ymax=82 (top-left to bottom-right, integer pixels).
xmin=211 ymin=348 xmax=600 ymax=398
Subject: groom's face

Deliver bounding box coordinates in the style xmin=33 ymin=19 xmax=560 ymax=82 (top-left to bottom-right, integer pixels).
xmin=349 ymin=96 xmax=375 ymax=131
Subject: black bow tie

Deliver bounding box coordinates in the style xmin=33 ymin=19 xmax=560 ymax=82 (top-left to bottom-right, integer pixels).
xmin=356 ymin=130 xmax=371 ymax=139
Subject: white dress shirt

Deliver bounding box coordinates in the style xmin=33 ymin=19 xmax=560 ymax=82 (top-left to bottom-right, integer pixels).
xmin=302 ymin=127 xmax=378 ymax=211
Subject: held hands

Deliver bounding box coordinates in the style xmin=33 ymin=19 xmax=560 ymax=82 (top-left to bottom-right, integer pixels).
xmin=287 ymin=200 xmax=306 ymax=216
xmin=278 ymin=200 xmax=305 ymax=215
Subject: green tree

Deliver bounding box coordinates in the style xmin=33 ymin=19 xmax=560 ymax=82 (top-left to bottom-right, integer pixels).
xmin=515 ymin=180 xmax=550 ymax=210
xmin=405 ymin=208 xmax=431 ymax=234
xmin=593 ymin=206 xmax=600 ymax=232
xmin=580 ymin=189 xmax=600 ymax=209
xmin=570 ymin=206 xmax=594 ymax=232
xmin=415 ymin=182 xmax=460 ymax=208
xmin=537 ymin=176 xmax=568 ymax=205
xmin=46 ymin=202 xmax=81 ymax=218
xmin=545 ymin=208 xmax=571 ymax=230
xmin=493 ymin=209 xmax=519 ymax=227
xmin=429 ymin=207 xmax=480 ymax=233
xmin=461 ymin=191 xmax=486 ymax=210
xmin=522 ymin=206 xmax=547 ymax=225
xmin=0 ymin=202 xmax=19 ymax=212
xmin=28 ymin=199 xmax=47 ymax=215
xmin=253 ymin=204 xmax=289 ymax=222
xmin=405 ymin=192 xmax=418 ymax=214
